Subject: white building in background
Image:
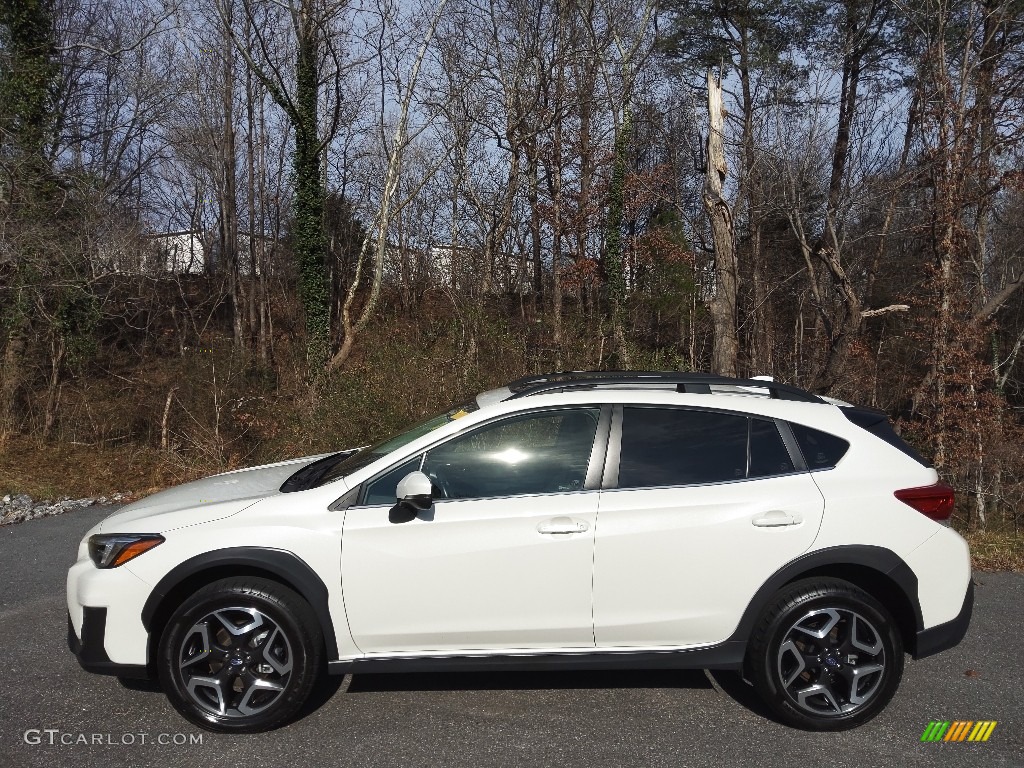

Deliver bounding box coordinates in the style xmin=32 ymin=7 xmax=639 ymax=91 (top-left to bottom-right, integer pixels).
xmin=89 ymin=231 xmax=272 ymax=276
xmin=149 ymin=231 xmax=207 ymax=274
xmin=144 ymin=231 xmax=272 ymax=276
xmin=81 ymin=230 xmax=204 ymax=275
xmin=89 ymin=231 xmax=208 ymax=275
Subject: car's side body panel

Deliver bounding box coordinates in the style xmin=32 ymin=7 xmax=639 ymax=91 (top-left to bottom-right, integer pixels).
xmin=106 ymin=493 xmax=361 ymax=661
xmin=341 ymin=491 xmax=599 ymax=653
xmin=140 ymin=545 xmax=341 ymax=659
xmin=593 ymin=472 xmax=825 ymax=647
xmin=781 ymin=405 xmax=973 ymax=632
xmin=904 ymin=528 xmax=973 ymax=627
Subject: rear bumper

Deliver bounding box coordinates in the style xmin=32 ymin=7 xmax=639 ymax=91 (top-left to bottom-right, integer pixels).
xmin=67 ymin=608 xmax=150 ymax=679
xmin=914 ymin=579 xmax=974 ymax=659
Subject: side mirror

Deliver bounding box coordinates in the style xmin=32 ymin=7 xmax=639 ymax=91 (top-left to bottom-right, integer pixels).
xmin=389 ymin=471 xmax=433 ymax=523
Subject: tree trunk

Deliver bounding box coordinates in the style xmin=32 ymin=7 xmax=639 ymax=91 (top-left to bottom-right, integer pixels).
xmin=526 ymin=136 xmax=543 ymax=309
xmin=811 ymin=1 xmax=874 ymax=393
xmin=219 ymin=37 xmax=243 ymax=348
xmin=736 ymin=26 xmax=765 ymax=374
xmin=244 ymin=52 xmax=259 ymax=353
xmin=42 ymin=335 xmax=65 ymax=441
xmin=0 ymin=307 xmax=27 ymax=435
xmin=293 ymin=6 xmax=329 ymax=374
xmin=327 ymin=0 xmax=448 ymax=373
xmin=703 ymin=70 xmax=739 ymax=378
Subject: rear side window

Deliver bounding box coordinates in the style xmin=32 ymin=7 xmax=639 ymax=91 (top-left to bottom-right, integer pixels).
xmin=790 ymin=423 xmax=850 ymax=470
xmin=617 ymin=408 xmax=796 ymax=488
xmin=749 ymin=418 xmax=796 ymax=477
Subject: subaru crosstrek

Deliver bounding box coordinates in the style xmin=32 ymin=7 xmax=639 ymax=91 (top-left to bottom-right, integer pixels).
xmin=67 ymin=371 xmax=973 ymax=732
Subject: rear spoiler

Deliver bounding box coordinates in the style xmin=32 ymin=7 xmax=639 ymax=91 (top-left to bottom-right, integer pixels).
xmin=841 ymin=406 xmax=931 ymax=467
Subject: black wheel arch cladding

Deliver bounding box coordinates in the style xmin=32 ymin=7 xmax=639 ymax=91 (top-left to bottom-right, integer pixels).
xmin=727 ymin=545 xmax=923 ymax=648
xmin=141 ymin=547 xmax=339 ymax=662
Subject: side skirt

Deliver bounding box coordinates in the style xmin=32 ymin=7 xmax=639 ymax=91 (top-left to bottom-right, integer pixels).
xmin=327 ymin=641 xmax=746 ymax=676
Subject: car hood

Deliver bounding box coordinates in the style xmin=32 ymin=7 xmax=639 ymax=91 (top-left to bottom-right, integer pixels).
xmin=95 ymin=453 xmax=334 ymax=533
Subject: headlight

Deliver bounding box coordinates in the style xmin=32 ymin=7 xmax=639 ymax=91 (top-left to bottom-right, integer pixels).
xmin=88 ymin=534 xmax=164 ymax=568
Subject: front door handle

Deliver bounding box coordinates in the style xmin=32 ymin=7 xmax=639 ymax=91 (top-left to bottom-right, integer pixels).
xmin=752 ymin=510 xmax=803 ymax=527
xmin=537 ymin=516 xmax=589 ymax=535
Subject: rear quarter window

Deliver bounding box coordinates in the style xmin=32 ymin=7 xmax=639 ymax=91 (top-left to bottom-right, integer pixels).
xmin=789 ymin=423 xmax=850 ymax=470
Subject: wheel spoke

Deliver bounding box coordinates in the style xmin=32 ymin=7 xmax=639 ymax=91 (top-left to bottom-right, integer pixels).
xmin=179 ymin=622 xmax=215 ymax=669
xmin=778 ymin=639 xmax=807 ymax=687
xmin=791 ymin=608 xmax=841 ymax=640
xmin=257 ymin=626 xmax=293 ymax=675
xmin=237 ymin=674 xmax=286 ymax=717
xmin=849 ymin=663 xmax=885 ymax=705
xmin=211 ymin=607 xmax=264 ymax=639
xmin=796 ymin=682 xmax=843 ymax=713
xmin=849 ymin=615 xmax=883 ymax=655
xmin=186 ymin=675 xmax=229 ymax=716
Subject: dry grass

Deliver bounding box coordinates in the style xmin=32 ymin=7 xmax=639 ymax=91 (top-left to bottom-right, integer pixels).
xmin=962 ymin=530 xmax=1024 ymax=572
xmin=0 ymin=434 xmax=218 ymax=501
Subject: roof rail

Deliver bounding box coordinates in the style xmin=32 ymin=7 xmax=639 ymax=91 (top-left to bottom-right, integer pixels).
xmin=504 ymin=370 xmax=825 ymax=404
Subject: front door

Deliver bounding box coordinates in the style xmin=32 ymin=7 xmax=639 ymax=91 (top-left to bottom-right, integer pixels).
xmin=342 ymin=406 xmax=606 ymax=654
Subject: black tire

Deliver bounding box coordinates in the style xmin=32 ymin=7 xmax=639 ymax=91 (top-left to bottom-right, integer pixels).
xmin=157 ymin=577 xmax=323 ymax=733
xmin=747 ymin=577 xmax=903 ymax=731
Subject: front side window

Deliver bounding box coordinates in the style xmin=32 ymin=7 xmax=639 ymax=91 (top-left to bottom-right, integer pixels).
xmin=617 ymin=407 xmax=797 ymax=489
xmin=363 ymin=457 xmax=422 ymax=506
xmin=421 ymin=408 xmax=601 ymax=500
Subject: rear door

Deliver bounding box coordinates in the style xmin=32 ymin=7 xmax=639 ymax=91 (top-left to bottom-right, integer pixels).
xmin=593 ymin=406 xmax=825 ymax=648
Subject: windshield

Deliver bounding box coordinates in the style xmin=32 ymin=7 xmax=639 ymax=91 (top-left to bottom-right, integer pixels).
xmin=301 ymin=402 xmax=478 ymax=490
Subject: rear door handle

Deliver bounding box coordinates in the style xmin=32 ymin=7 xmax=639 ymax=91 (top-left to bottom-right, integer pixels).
xmin=537 ymin=516 xmax=589 ymax=535
xmin=752 ymin=510 xmax=802 ymax=527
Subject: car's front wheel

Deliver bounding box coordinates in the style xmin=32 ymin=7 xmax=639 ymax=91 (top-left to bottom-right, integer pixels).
xmin=747 ymin=577 xmax=903 ymax=731
xmin=157 ymin=577 xmax=323 ymax=733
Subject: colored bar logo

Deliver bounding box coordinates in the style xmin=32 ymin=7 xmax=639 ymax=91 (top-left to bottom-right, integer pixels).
xmin=921 ymin=721 xmax=997 ymax=742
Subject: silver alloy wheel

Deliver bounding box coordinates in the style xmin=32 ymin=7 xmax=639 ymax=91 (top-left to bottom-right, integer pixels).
xmin=776 ymin=607 xmax=886 ymax=716
xmin=176 ymin=606 xmax=293 ymax=718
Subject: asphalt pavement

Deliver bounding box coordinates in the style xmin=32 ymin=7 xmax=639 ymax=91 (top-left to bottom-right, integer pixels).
xmin=1 ymin=505 xmax=1021 ymax=768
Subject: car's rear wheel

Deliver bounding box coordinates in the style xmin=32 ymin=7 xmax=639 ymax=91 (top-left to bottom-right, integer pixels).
xmin=157 ymin=577 xmax=322 ymax=733
xmin=747 ymin=577 xmax=903 ymax=731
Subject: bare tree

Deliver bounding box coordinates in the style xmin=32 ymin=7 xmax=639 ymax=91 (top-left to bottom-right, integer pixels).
xmin=327 ymin=0 xmax=451 ymax=372
xmin=704 ymin=69 xmax=739 ymax=377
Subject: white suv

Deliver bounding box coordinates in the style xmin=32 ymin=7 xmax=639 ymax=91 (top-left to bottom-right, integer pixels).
xmin=67 ymin=372 xmax=973 ymax=733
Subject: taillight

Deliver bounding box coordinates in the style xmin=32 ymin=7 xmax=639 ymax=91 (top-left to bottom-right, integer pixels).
xmin=894 ymin=482 xmax=955 ymax=522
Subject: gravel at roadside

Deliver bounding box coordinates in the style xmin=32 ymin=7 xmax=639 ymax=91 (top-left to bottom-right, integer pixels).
xmin=0 ymin=492 xmax=131 ymax=526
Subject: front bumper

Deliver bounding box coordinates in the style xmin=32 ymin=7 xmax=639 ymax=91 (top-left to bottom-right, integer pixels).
xmin=914 ymin=579 xmax=974 ymax=659
xmin=67 ymin=608 xmax=151 ymax=679
xmin=67 ymin=554 xmax=154 ymax=674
